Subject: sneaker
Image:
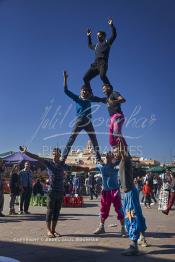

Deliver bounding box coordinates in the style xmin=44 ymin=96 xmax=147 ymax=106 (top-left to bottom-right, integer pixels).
xmin=121 ymin=245 xmax=139 ymax=256
xmin=0 ymin=213 xmax=5 ymax=217
xmin=138 ymin=237 xmax=149 ymax=247
xmin=93 ymin=224 xmax=105 ymax=235
xmin=18 ymin=211 xmax=24 ymax=215
xmin=121 ymin=226 xmax=127 ymax=237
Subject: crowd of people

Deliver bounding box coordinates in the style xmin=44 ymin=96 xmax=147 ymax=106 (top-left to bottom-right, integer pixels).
xmin=0 ymin=158 xmax=174 ymax=218
xmin=64 ymin=172 xmax=102 ymax=200
xmin=0 ymin=161 xmax=44 ymax=216
xmin=0 ymin=160 xmax=102 ymax=217
xmin=133 ymin=170 xmax=175 ymax=212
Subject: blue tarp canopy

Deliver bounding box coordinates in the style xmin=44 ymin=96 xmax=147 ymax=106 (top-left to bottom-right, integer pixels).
xmin=0 ymin=151 xmax=15 ymax=159
xmin=3 ymin=152 xmax=37 ymax=163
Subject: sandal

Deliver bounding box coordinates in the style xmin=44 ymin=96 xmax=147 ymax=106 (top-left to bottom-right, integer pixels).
xmin=53 ymin=231 xmax=62 ymax=237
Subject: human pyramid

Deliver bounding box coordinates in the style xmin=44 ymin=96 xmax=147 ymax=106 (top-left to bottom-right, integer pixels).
xmin=20 ymin=18 xmax=147 ymax=256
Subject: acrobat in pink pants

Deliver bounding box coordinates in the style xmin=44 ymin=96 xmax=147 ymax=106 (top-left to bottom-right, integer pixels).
xmin=109 ymin=113 xmax=127 ymax=147
xmin=100 ymin=189 xmax=124 ymax=222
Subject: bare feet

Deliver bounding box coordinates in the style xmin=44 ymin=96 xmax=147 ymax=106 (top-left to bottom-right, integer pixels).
xmin=47 ymin=230 xmax=55 ymax=238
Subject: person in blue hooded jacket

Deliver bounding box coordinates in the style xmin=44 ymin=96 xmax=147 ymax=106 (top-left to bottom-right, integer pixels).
xmin=62 ymin=70 xmax=107 ymax=163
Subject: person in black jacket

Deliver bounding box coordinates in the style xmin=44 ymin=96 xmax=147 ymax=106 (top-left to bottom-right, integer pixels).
xmin=83 ymin=18 xmax=117 ymax=93
xmin=33 ymin=179 xmax=44 ymax=196
xmin=9 ymin=164 xmax=20 ymax=215
xmin=88 ymin=173 xmax=98 ymax=200
xmin=32 ymin=179 xmax=44 ymax=206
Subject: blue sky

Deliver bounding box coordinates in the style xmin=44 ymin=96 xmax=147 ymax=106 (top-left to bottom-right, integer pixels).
xmin=0 ymin=0 xmax=175 ymax=162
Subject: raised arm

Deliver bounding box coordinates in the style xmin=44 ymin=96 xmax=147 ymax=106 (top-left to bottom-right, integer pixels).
xmin=107 ymin=18 xmax=117 ymax=46
xmin=87 ymin=28 xmax=95 ymax=50
xmin=63 ymin=70 xmax=79 ymax=102
xmin=19 ymin=146 xmax=46 ymax=164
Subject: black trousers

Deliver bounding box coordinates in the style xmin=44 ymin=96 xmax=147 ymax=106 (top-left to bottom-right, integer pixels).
xmin=90 ymin=187 xmax=98 ymax=200
xmin=153 ymin=184 xmax=158 ymax=197
xmin=0 ymin=191 xmax=4 ymax=213
xmin=151 ymin=191 xmax=157 ymax=203
xmin=83 ymin=59 xmax=110 ymax=92
xmin=144 ymin=195 xmax=151 ymax=206
xmin=46 ymin=191 xmax=64 ymax=222
xmin=19 ymin=187 xmax=32 ymax=212
xmin=62 ymin=117 xmax=101 ymax=162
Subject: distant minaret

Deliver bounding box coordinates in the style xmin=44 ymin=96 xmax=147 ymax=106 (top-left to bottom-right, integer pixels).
xmin=84 ymin=140 xmax=93 ymax=154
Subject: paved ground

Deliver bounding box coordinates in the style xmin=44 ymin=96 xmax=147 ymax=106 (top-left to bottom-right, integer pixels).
xmin=0 ymin=194 xmax=175 ymax=262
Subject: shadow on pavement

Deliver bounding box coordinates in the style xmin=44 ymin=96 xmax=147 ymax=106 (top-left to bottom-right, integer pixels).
xmin=61 ymin=213 xmax=98 ymax=217
xmin=0 ymin=214 xmax=80 ymax=223
xmin=62 ymin=203 xmax=98 ymax=208
xmin=62 ymin=233 xmax=124 ymax=239
xmin=147 ymin=247 xmax=175 ymax=255
xmin=0 ymin=240 xmax=174 ymax=262
xmin=0 ymin=218 xmax=22 ymax=223
xmin=146 ymin=232 xmax=175 ymax=238
xmin=83 ymin=203 xmax=98 ymax=207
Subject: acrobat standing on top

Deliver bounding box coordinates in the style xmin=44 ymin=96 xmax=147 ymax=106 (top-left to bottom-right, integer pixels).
xmin=83 ymin=18 xmax=117 ymax=93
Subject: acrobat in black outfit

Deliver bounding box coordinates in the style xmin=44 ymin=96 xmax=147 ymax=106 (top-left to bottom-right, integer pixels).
xmin=83 ymin=18 xmax=117 ymax=93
